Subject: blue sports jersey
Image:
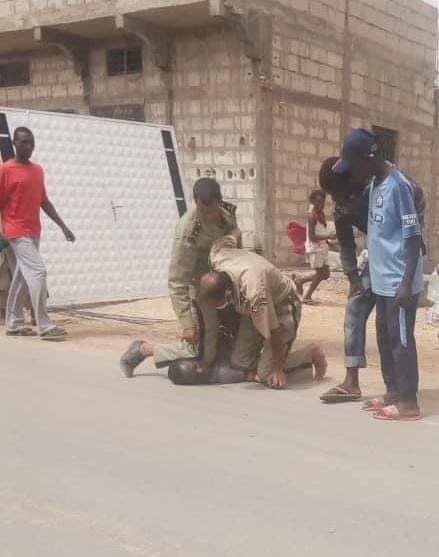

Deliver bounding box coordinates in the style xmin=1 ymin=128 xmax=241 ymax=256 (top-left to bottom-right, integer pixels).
xmin=368 ymin=168 xmax=423 ymax=297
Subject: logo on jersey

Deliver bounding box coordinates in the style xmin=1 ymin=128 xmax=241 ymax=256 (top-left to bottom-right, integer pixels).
xmin=402 ymin=214 xmax=418 ymax=228
xmin=376 ymin=195 xmax=383 ymax=208
xmin=369 ymin=210 xmax=383 ymax=223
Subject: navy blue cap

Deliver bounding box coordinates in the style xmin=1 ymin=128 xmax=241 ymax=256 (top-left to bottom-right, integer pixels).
xmin=332 ymin=129 xmax=378 ymax=174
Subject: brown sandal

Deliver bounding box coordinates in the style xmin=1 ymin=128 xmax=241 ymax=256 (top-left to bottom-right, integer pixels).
xmin=6 ymin=328 xmax=37 ymax=337
xmin=40 ymin=327 xmax=67 ymax=341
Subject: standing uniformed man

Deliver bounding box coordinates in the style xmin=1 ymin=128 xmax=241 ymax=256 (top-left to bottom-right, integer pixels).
xmin=168 ymin=177 xmax=238 ymax=365
xmin=120 ymin=177 xmax=236 ymax=377
xmin=199 ymin=230 xmax=302 ymax=389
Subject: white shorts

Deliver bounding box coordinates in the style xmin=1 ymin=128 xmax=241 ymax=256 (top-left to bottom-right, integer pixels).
xmin=307 ymin=244 xmax=329 ymax=269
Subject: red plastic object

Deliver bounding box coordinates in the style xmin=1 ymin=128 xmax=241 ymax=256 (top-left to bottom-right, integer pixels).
xmin=286 ymin=221 xmax=306 ymax=255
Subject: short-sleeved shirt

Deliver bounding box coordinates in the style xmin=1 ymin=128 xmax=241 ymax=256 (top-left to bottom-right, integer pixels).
xmin=0 ymin=160 xmax=48 ymax=240
xmin=368 ymin=168 xmax=423 ymax=296
xmin=210 ymin=235 xmax=296 ymax=338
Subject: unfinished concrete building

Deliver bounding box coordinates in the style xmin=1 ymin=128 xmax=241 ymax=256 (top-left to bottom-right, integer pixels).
xmin=0 ymin=0 xmax=437 ymax=266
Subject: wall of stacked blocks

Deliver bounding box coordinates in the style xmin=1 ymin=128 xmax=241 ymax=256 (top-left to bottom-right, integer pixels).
xmin=0 ymin=0 xmax=437 ymax=267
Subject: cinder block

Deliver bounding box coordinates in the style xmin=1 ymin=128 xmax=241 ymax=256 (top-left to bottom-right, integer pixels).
xmin=310 ymin=78 xmax=327 ymax=97
xmin=6 ymin=88 xmax=22 ymax=101
xmin=301 ymin=59 xmax=320 ymax=78
xmin=214 ymin=151 xmax=236 ymax=165
xmin=291 ymin=121 xmax=307 ymax=136
xmin=212 ymin=117 xmax=234 ymax=131
xmin=310 ymin=46 xmax=328 ymax=65
xmin=290 ymin=187 xmax=308 ymax=201
xmin=319 ymin=142 xmax=337 ymax=158
xmin=319 ymin=64 xmax=336 ymax=83
xmin=300 ymin=141 xmax=317 ymax=156
xmin=287 ymin=54 xmax=299 ymax=72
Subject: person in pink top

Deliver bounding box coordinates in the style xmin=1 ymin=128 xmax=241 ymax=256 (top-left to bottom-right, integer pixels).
xmin=0 ymin=127 xmax=75 ymax=339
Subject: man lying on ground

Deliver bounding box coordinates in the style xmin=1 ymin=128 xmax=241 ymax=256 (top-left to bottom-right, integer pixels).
xmin=120 ymin=291 xmax=327 ymax=385
xmin=120 ymin=316 xmax=326 ymax=385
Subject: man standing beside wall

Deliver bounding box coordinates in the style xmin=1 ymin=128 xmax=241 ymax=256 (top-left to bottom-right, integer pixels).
xmin=0 ymin=127 xmax=75 ymax=339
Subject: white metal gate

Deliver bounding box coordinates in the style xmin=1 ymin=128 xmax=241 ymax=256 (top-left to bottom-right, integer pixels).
xmin=0 ymin=108 xmax=186 ymax=306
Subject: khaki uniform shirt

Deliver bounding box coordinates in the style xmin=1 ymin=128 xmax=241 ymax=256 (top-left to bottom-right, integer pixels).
xmin=168 ymin=204 xmax=236 ymax=330
xmin=210 ymin=235 xmax=299 ymax=339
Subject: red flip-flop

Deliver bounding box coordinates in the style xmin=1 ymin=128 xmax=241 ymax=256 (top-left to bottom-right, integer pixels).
xmin=373 ymin=405 xmax=421 ymax=422
xmin=362 ymin=398 xmax=386 ymax=412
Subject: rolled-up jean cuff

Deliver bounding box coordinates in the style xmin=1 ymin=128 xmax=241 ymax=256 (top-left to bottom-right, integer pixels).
xmin=345 ymin=356 xmax=367 ymax=368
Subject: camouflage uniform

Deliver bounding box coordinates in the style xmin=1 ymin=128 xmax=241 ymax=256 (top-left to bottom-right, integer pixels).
xmin=209 ymin=235 xmax=302 ymax=379
xmin=166 ymin=203 xmax=236 ymax=365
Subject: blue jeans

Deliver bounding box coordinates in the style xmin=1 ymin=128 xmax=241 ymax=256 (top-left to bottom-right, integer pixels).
xmin=344 ymin=271 xmax=376 ymax=368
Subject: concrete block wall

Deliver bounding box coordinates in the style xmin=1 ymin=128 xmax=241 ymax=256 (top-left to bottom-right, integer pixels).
xmin=270 ymin=0 xmax=438 ymax=266
xmin=0 ymin=0 xmax=437 ymax=263
xmin=347 ymin=0 xmax=438 ymax=270
xmin=0 ymin=28 xmax=258 ymax=248
xmin=89 ymin=39 xmax=168 ymax=124
xmin=0 ymin=52 xmax=87 ymax=112
xmin=0 ymin=0 xmax=115 ymax=30
xmin=172 ymin=29 xmax=258 ymax=248
xmin=272 ymin=102 xmax=341 ymax=260
xmin=270 ymin=0 xmax=345 ymax=264
xmin=348 ymin=0 xmax=437 ymax=128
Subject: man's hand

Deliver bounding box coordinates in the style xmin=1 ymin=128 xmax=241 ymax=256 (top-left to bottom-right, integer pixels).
xmin=266 ymin=368 xmax=287 ymax=389
xmin=395 ymin=282 xmax=412 ymax=309
xmin=181 ymin=327 xmax=198 ymax=345
xmin=348 ymin=280 xmax=364 ymax=299
xmin=62 ymin=226 xmax=76 ymax=242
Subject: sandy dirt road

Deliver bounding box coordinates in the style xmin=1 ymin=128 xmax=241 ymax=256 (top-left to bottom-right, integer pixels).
xmin=2 ymin=278 xmax=439 ymax=556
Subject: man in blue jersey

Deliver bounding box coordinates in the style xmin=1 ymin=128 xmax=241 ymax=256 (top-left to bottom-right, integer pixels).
xmin=333 ymin=129 xmax=423 ymax=421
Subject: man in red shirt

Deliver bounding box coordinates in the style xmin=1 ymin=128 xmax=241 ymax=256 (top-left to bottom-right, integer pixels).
xmin=0 ymin=127 xmax=75 ymax=339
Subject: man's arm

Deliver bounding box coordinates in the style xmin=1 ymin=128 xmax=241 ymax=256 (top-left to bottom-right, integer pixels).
xmin=250 ymin=289 xmax=287 ymax=389
xmin=0 ymin=168 xmax=6 ymax=241
xmin=168 ymin=229 xmax=200 ymax=343
xmin=335 ymin=211 xmax=364 ymax=297
xmin=396 ymin=236 xmax=421 ymax=309
xmin=307 ymin=215 xmax=334 ymax=242
xmin=395 ymin=182 xmax=422 ymax=309
xmin=41 ymin=199 xmax=75 ymax=242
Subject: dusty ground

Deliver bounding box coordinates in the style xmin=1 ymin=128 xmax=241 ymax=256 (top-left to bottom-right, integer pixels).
xmin=3 ymin=276 xmax=439 ymax=556
xmin=25 ymin=273 xmax=439 ymax=399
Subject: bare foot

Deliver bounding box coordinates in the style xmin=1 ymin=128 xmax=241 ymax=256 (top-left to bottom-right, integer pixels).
xmin=311 ymin=343 xmax=327 ymax=380
xmin=140 ymin=340 xmax=154 ymax=358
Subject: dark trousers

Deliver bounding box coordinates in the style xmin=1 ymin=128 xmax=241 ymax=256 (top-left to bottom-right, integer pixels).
xmin=375 ymin=294 xmax=419 ymax=403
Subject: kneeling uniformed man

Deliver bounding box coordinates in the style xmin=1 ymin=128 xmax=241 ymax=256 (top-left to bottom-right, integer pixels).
xmin=199 ymin=230 xmax=303 ymax=389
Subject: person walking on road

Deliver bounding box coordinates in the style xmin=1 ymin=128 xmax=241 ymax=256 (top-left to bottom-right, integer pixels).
xmin=0 ymin=127 xmax=75 ymax=339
